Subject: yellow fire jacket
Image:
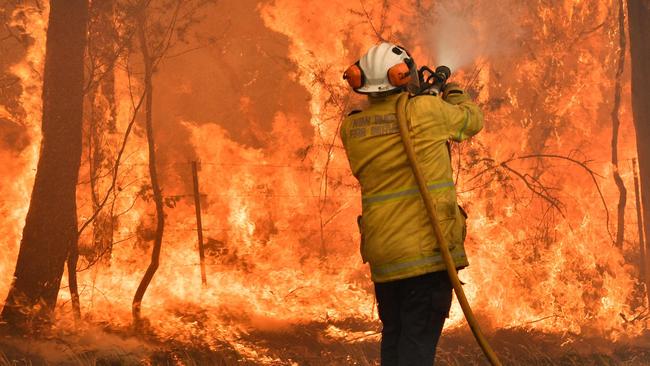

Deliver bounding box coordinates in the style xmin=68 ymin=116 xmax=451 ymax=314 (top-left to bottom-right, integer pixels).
xmin=341 ymin=89 xmax=483 ymax=283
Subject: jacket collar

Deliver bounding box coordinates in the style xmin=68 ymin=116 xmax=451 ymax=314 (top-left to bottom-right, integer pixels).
xmin=368 ymin=92 xmax=405 ymax=105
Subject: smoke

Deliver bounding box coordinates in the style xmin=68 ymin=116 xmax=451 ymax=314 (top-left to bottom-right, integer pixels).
xmin=154 ymin=0 xmax=312 ymax=151
xmin=423 ymin=2 xmax=525 ymax=71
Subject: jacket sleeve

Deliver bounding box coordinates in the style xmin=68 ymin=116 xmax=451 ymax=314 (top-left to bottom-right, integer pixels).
xmin=440 ymin=86 xmax=484 ymax=142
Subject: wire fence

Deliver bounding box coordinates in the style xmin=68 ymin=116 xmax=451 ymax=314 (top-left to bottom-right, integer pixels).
xmin=70 ymin=159 xmax=362 ymax=260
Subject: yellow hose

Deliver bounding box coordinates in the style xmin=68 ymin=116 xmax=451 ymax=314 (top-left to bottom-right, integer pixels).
xmin=395 ymin=93 xmax=502 ymax=366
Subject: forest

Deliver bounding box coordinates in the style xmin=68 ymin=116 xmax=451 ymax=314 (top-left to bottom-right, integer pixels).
xmin=0 ymin=0 xmax=650 ymax=364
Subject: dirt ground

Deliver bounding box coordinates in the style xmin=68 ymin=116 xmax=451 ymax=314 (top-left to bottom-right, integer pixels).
xmin=2 ymin=321 xmax=650 ymax=365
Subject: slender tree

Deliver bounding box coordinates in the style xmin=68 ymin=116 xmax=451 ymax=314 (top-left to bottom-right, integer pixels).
xmin=68 ymin=0 xmax=121 ymax=321
xmin=127 ymin=0 xmax=214 ymax=328
xmin=1 ymin=0 xmax=89 ymax=333
xmin=87 ymin=0 xmax=119 ymax=267
xmin=628 ymin=0 xmax=650 ymax=292
xmin=131 ymin=2 xmax=166 ymax=327
xmin=611 ymin=0 xmax=627 ymax=248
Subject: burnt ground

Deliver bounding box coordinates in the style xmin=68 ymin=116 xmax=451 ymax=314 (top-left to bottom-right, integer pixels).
xmin=1 ymin=320 xmax=650 ymax=365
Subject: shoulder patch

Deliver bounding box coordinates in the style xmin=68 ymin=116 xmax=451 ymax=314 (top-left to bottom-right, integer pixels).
xmin=347 ymin=110 xmax=362 ymax=116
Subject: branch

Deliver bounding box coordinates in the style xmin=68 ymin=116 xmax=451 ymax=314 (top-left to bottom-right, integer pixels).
xmin=464 ymin=153 xmax=613 ymax=240
xmin=151 ymin=0 xmax=182 ymax=69
xmin=77 ymin=89 xmax=146 ymax=236
xmin=359 ymin=0 xmax=386 ymax=42
xmin=500 ymin=162 xmax=565 ymax=218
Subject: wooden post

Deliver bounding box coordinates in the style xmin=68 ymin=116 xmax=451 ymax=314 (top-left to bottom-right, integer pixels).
xmin=192 ymin=161 xmax=207 ymax=287
xmin=634 ymin=159 xmax=649 ymax=304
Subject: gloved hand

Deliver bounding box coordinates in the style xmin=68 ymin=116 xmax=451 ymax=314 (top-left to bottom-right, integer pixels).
xmin=442 ymin=82 xmax=464 ymax=97
xmin=442 ymin=82 xmax=470 ymax=104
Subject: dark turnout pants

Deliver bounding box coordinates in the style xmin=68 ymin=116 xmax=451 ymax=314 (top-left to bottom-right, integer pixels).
xmin=374 ymin=271 xmax=453 ymax=366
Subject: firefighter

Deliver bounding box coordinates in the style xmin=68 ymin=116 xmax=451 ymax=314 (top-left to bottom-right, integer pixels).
xmin=340 ymin=42 xmax=484 ymax=365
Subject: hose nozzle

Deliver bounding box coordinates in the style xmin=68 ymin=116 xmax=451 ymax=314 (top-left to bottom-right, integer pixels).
xmin=431 ymin=65 xmax=451 ymax=95
xmin=417 ymin=65 xmax=452 ymax=96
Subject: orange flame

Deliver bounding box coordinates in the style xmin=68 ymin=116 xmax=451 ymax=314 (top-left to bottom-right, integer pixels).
xmin=0 ymin=0 xmax=644 ymax=360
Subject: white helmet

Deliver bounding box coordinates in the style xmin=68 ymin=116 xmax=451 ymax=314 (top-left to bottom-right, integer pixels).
xmin=343 ymin=42 xmax=415 ymax=94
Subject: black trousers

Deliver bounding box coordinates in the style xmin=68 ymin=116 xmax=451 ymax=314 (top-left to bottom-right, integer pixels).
xmin=374 ymin=271 xmax=453 ymax=366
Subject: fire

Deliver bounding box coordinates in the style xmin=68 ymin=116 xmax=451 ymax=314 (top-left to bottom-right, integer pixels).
xmin=0 ymin=4 xmax=47 ymax=305
xmin=0 ymin=0 xmax=646 ymax=362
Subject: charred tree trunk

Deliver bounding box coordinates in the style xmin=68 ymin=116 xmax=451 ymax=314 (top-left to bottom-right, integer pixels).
xmin=612 ymin=0 xmax=627 ymax=248
xmin=1 ymin=0 xmax=88 ymax=334
xmin=132 ymin=8 xmax=165 ymax=328
xmin=628 ymin=0 xmax=650 ymax=302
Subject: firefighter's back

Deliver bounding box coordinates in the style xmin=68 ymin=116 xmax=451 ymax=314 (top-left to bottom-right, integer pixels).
xmin=341 ymin=91 xmax=476 ymax=283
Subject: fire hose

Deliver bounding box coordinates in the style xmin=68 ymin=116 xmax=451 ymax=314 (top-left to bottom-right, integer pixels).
xmin=395 ymin=93 xmax=502 ymax=366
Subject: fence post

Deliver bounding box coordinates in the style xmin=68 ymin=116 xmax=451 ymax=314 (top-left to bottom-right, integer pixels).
xmin=192 ymin=161 xmax=207 ymax=287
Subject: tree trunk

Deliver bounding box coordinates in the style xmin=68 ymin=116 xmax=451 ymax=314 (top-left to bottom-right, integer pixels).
xmin=628 ymin=0 xmax=650 ymax=299
xmin=612 ymin=0 xmax=627 ymax=248
xmin=1 ymin=0 xmax=88 ymax=334
xmin=132 ymin=8 xmax=165 ymax=328
xmin=633 ymin=159 xmax=646 ymax=279
xmin=88 ymin=0 xmax=118 ymax=265
xmin=67 ymin=0 xmax=119 ymax=322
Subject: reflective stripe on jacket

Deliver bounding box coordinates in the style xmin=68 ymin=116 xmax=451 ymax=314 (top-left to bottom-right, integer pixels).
xmin=341 ymin=91 xmax=483 ymax=283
